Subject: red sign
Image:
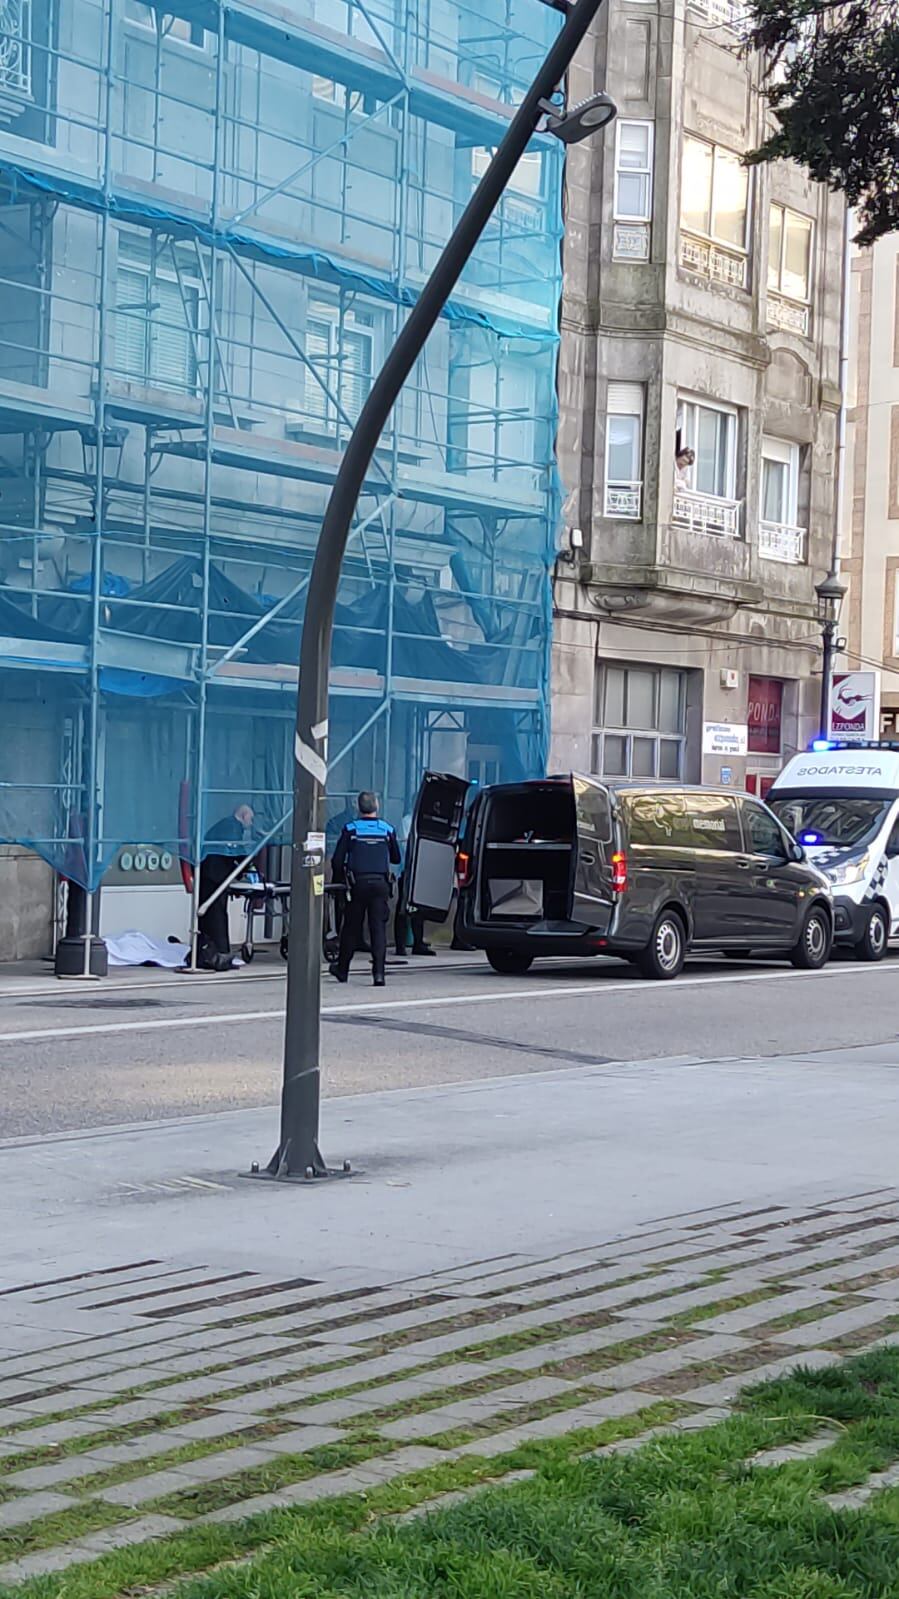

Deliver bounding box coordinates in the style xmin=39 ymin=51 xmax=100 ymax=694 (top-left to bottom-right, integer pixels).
xmin=747 ymin=676 xmax=782 ymax=755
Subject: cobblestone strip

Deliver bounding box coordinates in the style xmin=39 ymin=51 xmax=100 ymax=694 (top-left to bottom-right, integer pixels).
xmin=0 ymin=1194 xmax=898 ymax=1585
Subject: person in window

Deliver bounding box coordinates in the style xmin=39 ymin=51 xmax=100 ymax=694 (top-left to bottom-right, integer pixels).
xmin=675 ymin=446 xmax=695 ymax=492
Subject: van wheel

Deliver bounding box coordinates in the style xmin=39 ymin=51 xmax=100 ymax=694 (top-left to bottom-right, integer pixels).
xmin=855 ymin=904 xmax=888 ymax=962
xmin=486 ymin=949 xmax=533 ymax=976
xmin=637 ymin=911 xmax=686 ymax=980
xmin=790 ymin=906 xmax=832 ymax=970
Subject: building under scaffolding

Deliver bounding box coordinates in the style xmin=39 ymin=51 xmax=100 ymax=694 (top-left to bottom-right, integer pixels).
xmin=0 ymin=0 xmax=564 ymax=952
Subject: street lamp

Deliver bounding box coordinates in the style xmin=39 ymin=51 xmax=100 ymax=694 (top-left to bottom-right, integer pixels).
xmin=257 ymin=0 xmax=616 ymax=1182
xmin=815 ymin=570 xmax=847 ymax=740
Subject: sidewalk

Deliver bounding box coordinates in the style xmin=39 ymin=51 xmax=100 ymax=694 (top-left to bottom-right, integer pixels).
xmin=3 ymin=1035 xmax=899 ymax=1586
xmin=1 ymin=1178 xmax=898 ymax=1587
xmin=0 ymin=947 xmax=477 ymax=999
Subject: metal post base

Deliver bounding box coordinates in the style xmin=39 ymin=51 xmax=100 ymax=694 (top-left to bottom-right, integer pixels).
xmin=243 ymin=1153 xmax=356 ymax=1185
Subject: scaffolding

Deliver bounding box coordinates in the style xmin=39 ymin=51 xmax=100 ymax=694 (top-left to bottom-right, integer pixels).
xmin=0 ymin=0 xmax=564 ymax=933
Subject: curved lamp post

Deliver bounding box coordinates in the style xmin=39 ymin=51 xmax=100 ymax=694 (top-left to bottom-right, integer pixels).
xmin=262 ymin=0 xmax=617 ymax=1181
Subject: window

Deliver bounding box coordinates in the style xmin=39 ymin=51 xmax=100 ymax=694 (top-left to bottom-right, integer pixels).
xmin=304 ymin=300 xmax=375 ymax=430
xmin=742 ymin=800 xmax=788 ymax=857
xmin=123 ymin=0 xmax=208 ymax=47
xmin=761 ymin=437 xmax=799 ymax=526
xmin=682 ymin=791 xmax=742 ymax=852
xmin=604 ymin=383 xmax=644 ymax=518
xmin=113 ymin=235 xmax=200 ymax=392
xmin=624 ymin=793 xmax=691 ymax=848
xmin=472 ymin=144 xmax=543 ymax=198
xmin=681 ymin=136 xmax=749 ymax=251
xmin=760 ymin=438 xmax=804 ymax=560
xmin=747 ymin=675 xmax=783 ymax=755
xmin=768 ymin=204 xmax=812 ymax=303
xmin=593 ymin=663 xmax=687 ymax=781
xmin=678 ymin=398 xmax=737 ymax=499
xmin=614 ymin=121 xmax=653 ymax=222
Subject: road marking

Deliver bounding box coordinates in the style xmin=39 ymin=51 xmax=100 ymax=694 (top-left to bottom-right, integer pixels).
xmin=0 ymin=960 xmax=893 ymax=1045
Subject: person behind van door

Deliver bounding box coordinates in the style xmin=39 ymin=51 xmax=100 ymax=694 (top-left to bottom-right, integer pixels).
xmin=330 ymin=792 xmax=401 ymax=986
xmin=394 ymin=813 xmax=436 ymax=957
xmin=198 ymin=802 xmax=256 ymax=969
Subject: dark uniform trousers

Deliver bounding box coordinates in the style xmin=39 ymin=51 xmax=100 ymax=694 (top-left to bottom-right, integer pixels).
xmin=337 ymin=875 xmax=391 ymax=978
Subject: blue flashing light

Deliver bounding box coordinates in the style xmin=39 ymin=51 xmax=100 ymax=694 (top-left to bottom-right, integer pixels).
xmin=811 ymin=739 xmax=835 ymax=752
xmin=800 ymin=832 xmax=821 ymax=845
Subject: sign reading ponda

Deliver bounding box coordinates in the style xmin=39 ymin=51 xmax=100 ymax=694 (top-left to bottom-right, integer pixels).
xmin=747 ymin=675 xmax=783 ymax=755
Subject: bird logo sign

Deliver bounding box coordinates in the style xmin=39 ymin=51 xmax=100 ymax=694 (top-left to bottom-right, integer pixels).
xmin=830 ymin=672 xmax=879 ymax=741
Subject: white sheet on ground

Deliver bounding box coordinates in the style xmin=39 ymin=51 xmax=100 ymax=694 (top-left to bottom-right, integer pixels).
xmin=106 ymin=930 xmax=189 ymax=968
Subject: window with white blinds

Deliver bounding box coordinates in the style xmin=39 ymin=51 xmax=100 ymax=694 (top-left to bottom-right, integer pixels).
xmin=604 ymin=383 xmax=644 ymax=518
xmin=304 ymin=302 xmax=375 ymax=430
xmin=113 ymin=237 xmax=200 ymax=392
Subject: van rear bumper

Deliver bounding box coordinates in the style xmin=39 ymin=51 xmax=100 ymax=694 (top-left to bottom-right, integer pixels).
xmin=832 ymin=894 xmax=871 ymax=944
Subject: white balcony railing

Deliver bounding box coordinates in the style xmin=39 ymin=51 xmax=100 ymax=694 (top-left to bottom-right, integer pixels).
xmin=759 ymin=519 xmax=806 ymax=563
xmin=689 ymin=0 xmax=747 ymax=28
xmin=673 ymin=489 xmax=740 ymax=537
xmin=679 ymin=232 xmax=747 ymax=290
xmin=604 ymin=481 xmax=642 ymax=519
xmin=612 ymin=223 xmax=650 ymax=262
xmin=767 ymin=292 xmax=810 ymax=337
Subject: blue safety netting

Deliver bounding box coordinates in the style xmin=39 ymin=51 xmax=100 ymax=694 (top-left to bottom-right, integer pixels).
xmin=0 ymin=0 xmax=564 ymax=894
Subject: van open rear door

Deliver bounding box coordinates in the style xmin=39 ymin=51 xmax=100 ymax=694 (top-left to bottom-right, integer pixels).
xmin=405 ymin=771 xmax=471 ymax=921
xmin=571 ymin=772 xmax=615 ymax=932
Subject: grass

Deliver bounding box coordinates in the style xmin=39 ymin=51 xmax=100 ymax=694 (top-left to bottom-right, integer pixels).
xmin=15 ymin=1353 xmax=899 ymax=1599
xmin=0 ymin=1500 xmax=128 ymax=1566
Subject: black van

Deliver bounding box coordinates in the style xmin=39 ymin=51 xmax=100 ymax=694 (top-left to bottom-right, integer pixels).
xmin=403 ymin=771 xmax=833 ymax=980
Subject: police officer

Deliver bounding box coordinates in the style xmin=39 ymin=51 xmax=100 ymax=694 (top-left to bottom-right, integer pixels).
xmin=330 ymin=791 xmax=401 ymax=986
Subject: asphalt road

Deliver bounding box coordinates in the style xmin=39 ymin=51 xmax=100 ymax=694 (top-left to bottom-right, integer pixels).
xmin=1 ymin=948 xmax=898 ymax=1138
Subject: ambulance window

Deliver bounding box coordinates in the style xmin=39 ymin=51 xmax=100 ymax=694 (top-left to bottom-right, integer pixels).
xmin=888 ymin=818 xmax=899 ymax=857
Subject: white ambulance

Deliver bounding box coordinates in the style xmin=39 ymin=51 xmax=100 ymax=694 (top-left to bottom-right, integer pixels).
xmin=768 ymin=742 xmax=899 ymax=961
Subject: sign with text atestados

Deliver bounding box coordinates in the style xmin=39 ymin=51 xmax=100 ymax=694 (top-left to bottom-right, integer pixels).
xmin=829 ymin=671 xmax=881 ymax=743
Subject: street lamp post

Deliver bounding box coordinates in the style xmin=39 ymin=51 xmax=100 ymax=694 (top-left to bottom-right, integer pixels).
xmin=258 ymin=0 xmax=616 ymax=1181
xmin=815 ymin=571 xmax=847 ymax=740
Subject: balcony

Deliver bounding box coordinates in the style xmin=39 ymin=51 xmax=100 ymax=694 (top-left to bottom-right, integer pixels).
xmin=679 ymin=232 xmax=747 ymax=291
xmin=759 ymin=519 xmax=806 ymax=564
xmin=688 ymin=0 xmax=747 ymax=27
xmin=0 ymin=0 xmax=33 ymax=123
xmin=767 ymin=292 xmax=810 ymax=337
xmin=604 ymin=481 xmax=642 ymax=519
xmin=673 ymin=489 xmax=740 ymax=537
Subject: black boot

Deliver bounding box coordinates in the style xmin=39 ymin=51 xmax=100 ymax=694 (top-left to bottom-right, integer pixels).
xmin=373 ymin=971 xmax=386 ymax=987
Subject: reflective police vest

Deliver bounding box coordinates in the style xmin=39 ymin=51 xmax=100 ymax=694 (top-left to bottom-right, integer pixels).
xmin=344 ymin=818 xmax=395 ymax=879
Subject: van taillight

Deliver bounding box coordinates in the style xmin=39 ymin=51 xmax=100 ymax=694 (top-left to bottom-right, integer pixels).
xmin=456 ymin=850 xmax=471 ymax=888
xmin=611 ymin=851 xmax=627 ymax=894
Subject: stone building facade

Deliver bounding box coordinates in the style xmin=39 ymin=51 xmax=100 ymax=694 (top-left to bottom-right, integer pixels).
xmin=552 ymin=0 xmax=846 ymax=796
xmin=843 ymin=238 xmax=899 ymax=728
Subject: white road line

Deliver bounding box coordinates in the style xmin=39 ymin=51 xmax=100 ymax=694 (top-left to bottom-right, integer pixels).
xmin=0 ymin=960 xmax=892 ymax=1045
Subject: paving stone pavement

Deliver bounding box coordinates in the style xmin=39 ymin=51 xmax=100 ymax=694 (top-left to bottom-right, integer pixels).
xmin=3 ymin=1186 xmax=899 ymax=1584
